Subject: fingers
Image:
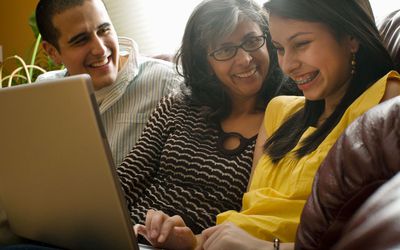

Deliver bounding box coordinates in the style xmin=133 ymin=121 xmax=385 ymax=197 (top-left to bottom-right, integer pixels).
xmin=134 ymin=224 xmax=154 ymax=245
xmin=144 ymin=209 xmax=167 ymax=242
xmin=134 ymin=224 xmax=146 ymax=236
xmin=143 ymin=209 xmax=189 ymax=245
xmin=158 ymin=215 xmax=186 ymax=243
xmin=202 ymin=224 xmax=226 ymax=250
xmin=201 ymin=224 xmax=222 ymax=241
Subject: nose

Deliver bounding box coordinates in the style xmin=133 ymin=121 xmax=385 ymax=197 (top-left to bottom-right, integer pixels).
xmin=91 ymin=35 xmax=107 ymax=56
xmin=234 ymin=47 xmax=252 ymax=65
xmin=279 ymin=51 xmax=300 ymax=75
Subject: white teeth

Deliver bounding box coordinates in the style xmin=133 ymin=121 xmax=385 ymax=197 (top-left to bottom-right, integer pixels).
xmin=293 ymin=71 xmax=319 ymax=85
xmin=91 ymin=58 xmax=109 ymax=67
xmin=236 ymin=68 xmax=257 ymax=78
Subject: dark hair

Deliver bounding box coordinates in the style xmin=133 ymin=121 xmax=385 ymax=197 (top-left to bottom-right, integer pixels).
xmin=263 ymin=0 xmax=394 ymax=163
xmin=175 ymin=0 xmax=286 ymax=122
xmin=36 ymin=0 xmax=92 ymax=50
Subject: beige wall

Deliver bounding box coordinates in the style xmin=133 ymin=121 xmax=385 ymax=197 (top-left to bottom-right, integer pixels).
xmin=0 ymin=0 xmax=39 ymax=66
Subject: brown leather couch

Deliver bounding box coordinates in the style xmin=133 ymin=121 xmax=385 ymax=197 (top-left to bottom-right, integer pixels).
xmin=295 ymin=95 xmax=400 ymax=250
xmin=333 ymin=171 xmax=400 ymax=250
xmin=378 ymin=9 xmax=400 ymax=72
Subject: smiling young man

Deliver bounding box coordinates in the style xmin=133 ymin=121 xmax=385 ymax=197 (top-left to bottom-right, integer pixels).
xmin=35 ymin=0 xmax=182 ymax=167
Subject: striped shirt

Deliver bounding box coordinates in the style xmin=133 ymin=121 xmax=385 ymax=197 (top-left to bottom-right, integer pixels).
xmin=36 ymin=37 xmax=183 ymax=166
xmin=117 ymin=94 xmax=255 ymax=233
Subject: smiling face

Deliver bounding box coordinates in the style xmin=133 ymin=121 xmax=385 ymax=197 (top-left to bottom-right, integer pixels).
xmin=207 ymin=19 xmax=270 ymax=103
xmin=269 ymin=14 xmax=359 ymax=105
xmin=42 ymin=0 xmax=119 ymax=90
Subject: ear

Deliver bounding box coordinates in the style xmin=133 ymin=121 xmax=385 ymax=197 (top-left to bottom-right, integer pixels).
xmin=348 ymin=35 xmax=360 ymax=53
xmin=42 ymin=41 xmax=63 ymax=65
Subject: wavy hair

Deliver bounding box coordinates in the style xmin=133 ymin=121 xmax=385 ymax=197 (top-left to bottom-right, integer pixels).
xmin=175 ymin=0 xmax=286 ymax=122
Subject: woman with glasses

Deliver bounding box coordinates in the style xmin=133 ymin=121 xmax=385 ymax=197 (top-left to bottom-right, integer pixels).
xmin=116 ymin=0 xmax=296 ymax=246
xmin=131 ymin=0 xmax=400 ymax=249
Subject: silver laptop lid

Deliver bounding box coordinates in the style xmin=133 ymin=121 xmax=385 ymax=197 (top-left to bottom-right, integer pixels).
xmin=0 ymin=75 xmax=138 ymax=250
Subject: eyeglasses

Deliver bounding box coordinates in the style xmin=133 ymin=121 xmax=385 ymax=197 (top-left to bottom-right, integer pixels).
xmin=208 ymin=35 xmax=267 ymax=61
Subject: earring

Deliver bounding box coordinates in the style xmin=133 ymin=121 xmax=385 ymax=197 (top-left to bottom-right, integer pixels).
xmin=351 ymin=53 xmax=356 ymax=75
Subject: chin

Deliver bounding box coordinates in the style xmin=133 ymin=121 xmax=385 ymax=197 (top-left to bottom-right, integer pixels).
xmin=93 ymin=80 xmax=114 ymax=90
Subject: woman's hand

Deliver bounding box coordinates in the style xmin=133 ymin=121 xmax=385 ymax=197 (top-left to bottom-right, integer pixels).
xmin=199 ymin=222 xmax=271 ymax=250
xmin=134 ymin=209 xmax=197 ymax=250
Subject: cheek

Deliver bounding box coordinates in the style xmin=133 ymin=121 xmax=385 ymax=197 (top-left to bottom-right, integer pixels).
xmin=209 ymin=61 xmax=230 ymax=79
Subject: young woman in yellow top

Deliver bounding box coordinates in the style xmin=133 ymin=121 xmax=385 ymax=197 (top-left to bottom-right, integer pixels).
xmin=134 ymin=0 xmax=400 ymax=249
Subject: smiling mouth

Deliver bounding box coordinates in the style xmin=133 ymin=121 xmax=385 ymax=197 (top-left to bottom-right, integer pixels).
xmin=89 ymin=56 xmax=111 ymax=68
xmin=293 ymin=71 xmax=319 ymax=85
xmin=235 ymin=68 xmax=257 ymax=78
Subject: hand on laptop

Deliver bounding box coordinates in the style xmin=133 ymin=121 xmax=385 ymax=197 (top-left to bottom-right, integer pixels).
xmin=134 ymin=209 xmax=198 ymax=250
xmin=198 ymin=222 xmax=273 ymax=250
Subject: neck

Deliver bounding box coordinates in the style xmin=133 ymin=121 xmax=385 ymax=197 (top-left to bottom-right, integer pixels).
xmin=220 ymin=96 xmax=263 ymax=138
xmin=230 ymin=96 xmax=258 ymax=117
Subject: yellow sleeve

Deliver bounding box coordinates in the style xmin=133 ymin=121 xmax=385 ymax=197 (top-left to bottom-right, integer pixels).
xmin=217 ymin=187 xmax=305 ymax=242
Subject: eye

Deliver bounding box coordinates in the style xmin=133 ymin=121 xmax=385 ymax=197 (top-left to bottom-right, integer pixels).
xmin=295 ymin=41 xmax=310 ymax=49
xmin=99 ymin=26 xmax=111 ymax=35
xmin=72 ymin=36 xmax=89 ymax=46
xmin=214 ymin=46 xmax=236 ymax=58
xmin=243 ymin=36 xmax=264 ymax=49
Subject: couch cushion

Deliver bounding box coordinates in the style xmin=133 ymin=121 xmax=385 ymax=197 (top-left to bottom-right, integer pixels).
xmin=332 ymin=172 xmax=400 ymax=250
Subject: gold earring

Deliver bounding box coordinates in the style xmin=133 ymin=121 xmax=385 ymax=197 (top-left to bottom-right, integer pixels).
xmin=351 ymin=53 xmax=356 ymax=75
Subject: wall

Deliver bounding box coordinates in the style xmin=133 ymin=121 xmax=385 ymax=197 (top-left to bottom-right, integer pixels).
xmin=0 ymin=0 xmax=39 ymax=67
xmin=103 ymin=0 xmax=204 ymax=56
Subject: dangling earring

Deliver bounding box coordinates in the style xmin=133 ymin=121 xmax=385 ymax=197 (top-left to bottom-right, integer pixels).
xmin=351 ymin=53 xmax=356 ymax=75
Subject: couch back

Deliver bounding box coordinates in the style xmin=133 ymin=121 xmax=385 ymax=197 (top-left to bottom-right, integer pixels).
xmin=378 ymin=9 xmax=400 ymax=72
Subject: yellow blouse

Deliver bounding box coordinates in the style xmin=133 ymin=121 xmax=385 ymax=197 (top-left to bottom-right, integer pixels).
xmin=216 ymin=71 xmax=400 ymax=242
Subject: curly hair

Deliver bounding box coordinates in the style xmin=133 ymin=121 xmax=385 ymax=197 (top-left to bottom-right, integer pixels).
xmin=175 ymin=0 xmax=286 ymax=122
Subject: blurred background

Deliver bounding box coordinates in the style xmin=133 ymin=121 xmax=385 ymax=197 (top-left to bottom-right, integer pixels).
xmin=0 ymin=0 xmax=399 ymax=65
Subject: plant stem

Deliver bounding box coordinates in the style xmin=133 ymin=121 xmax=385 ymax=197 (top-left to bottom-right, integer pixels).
xmin=29 ymin=34 xmax=42 ymax=80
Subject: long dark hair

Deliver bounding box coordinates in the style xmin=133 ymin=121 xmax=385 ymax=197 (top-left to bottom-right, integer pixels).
xmin=175 ymin=0 xmax=285 ymax=122
xmin=263 ymin=0 xmax=394 ymax=163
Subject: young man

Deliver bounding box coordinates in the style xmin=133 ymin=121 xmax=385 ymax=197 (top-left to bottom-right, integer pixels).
xmin=0 ymin=0 xmax=181 ymax=245
xmin=35 ymin=0 xmax=182 ymax=167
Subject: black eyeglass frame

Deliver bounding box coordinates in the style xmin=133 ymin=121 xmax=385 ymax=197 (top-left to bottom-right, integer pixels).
xmin=208 ymin=34 xmax=267 ymax=61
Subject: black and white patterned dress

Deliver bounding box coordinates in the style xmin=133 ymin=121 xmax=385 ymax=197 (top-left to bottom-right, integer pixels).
xmin=117 ymin=94 xmax=256 ymax=234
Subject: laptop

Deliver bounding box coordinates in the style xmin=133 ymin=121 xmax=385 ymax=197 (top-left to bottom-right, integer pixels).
xmin=0 ymin=75 xmax=157 ymax=250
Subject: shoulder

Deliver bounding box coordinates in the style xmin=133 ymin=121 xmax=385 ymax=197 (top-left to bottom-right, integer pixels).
xmin=35 ymin=69 xmax=67 ymax=82
xmin=266 ymin=95 xmax=305 ymax=117
xmin=136 ymin=56 xmax=183 ymax=90
xmin=155 ymin=93 xmax=189 ymax=114
xmin=382 ymin=71 xmax=400 ymax=102
xmin=264 ymin=95 xmax=305 ymax=136
xmin=138 ymin=55 xmax=177 ymax=74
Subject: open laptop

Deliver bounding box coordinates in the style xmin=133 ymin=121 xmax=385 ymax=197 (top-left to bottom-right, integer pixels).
xmin=0 ymin=75 xmax=157 ymax=250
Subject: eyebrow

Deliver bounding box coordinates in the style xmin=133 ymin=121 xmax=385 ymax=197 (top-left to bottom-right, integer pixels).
xmin=272 ymin=31 xmax=312 ymax=46
xmin=67 ymin=22 xmax=111 ymax=45
xmin=217 ymin=32 xmax=261 ymax=47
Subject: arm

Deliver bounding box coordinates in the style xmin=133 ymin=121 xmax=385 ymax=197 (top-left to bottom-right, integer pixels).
xmin=381 ymin=77 xmax=400 ymax=102
xmin=247 ymin=119 xmax=268 ymax=191
xmin=199 ymin=223 xmax=294 ymax=250
xmin=117 ymin=95 xmax=175 ymax=206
